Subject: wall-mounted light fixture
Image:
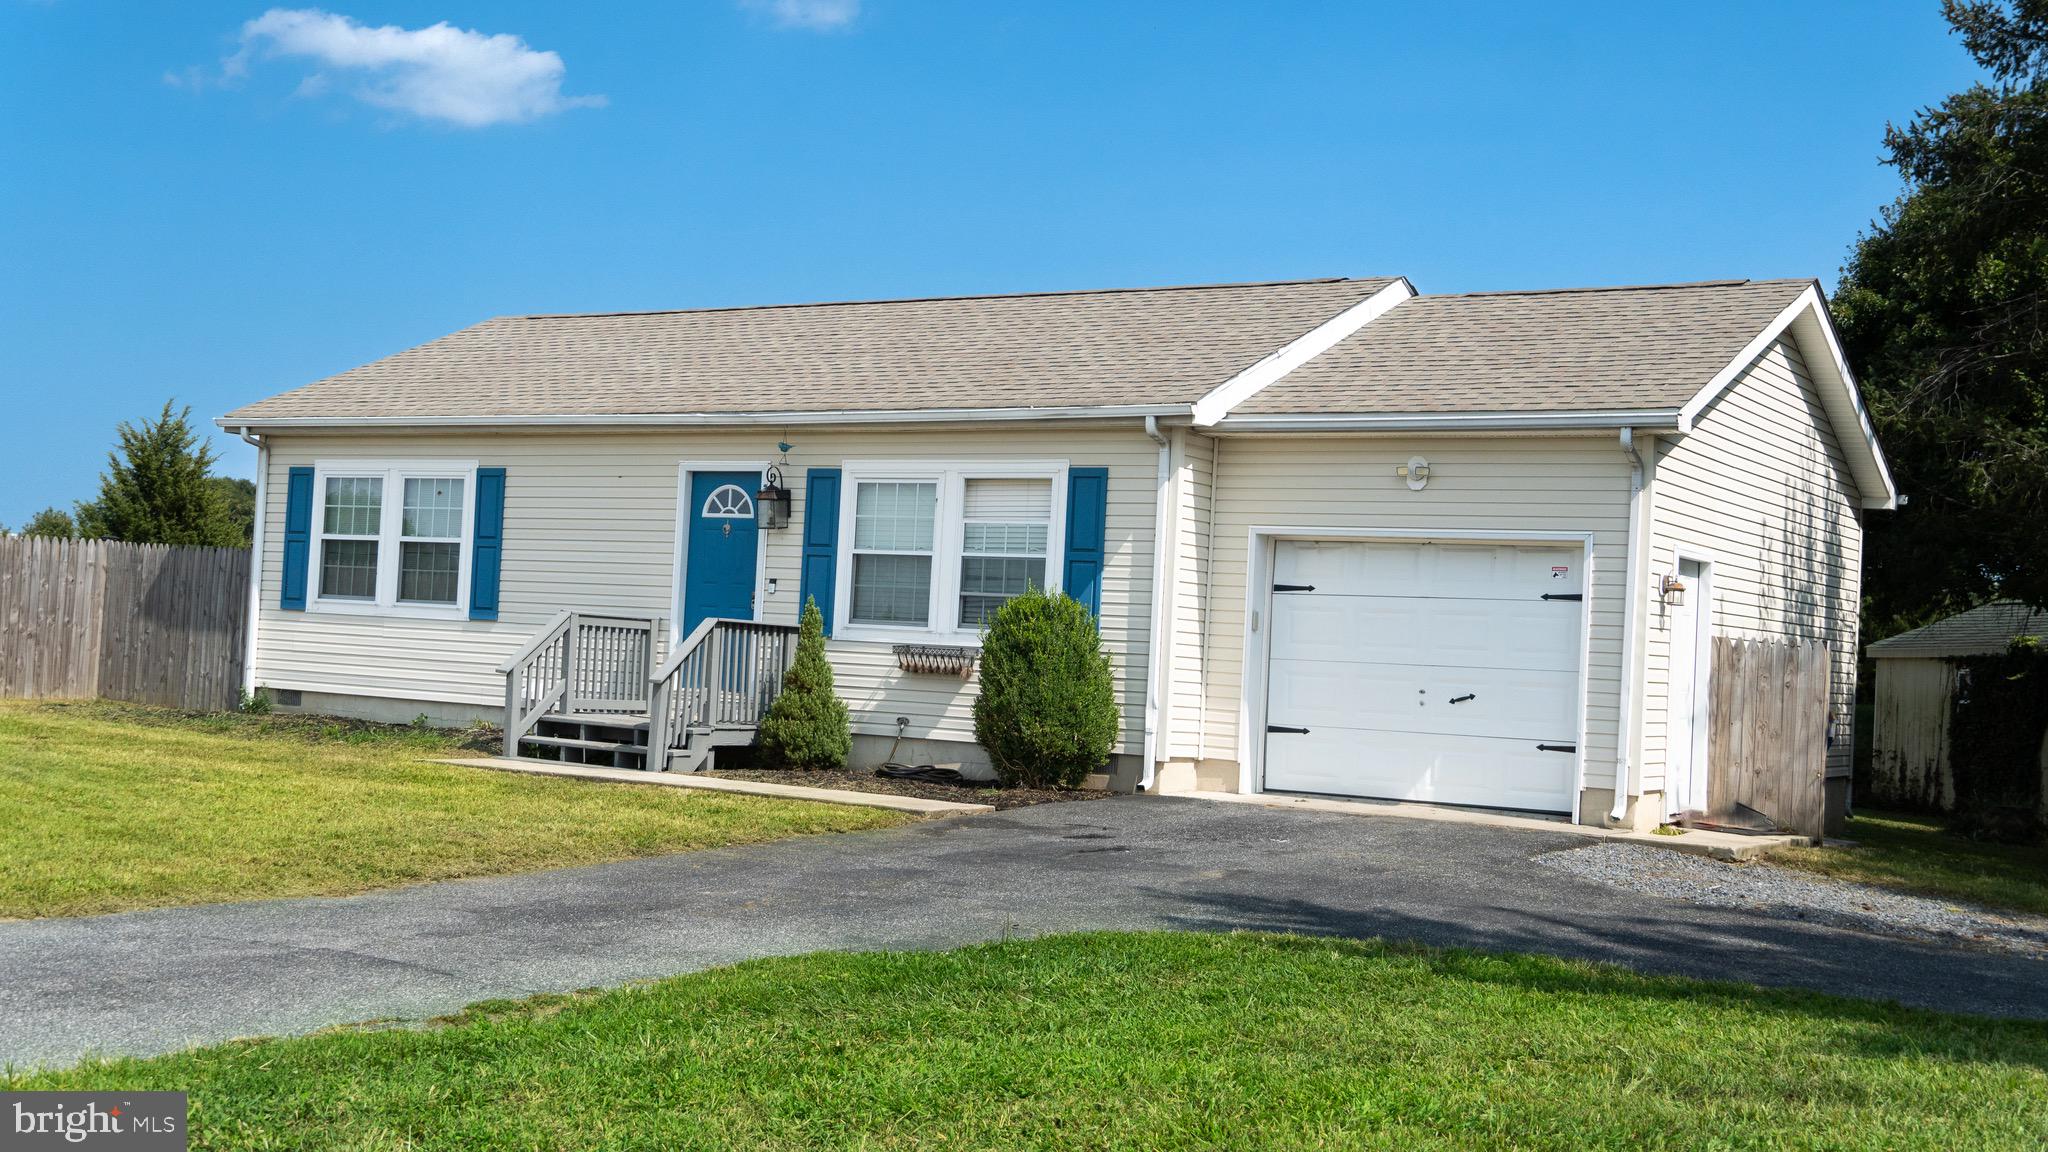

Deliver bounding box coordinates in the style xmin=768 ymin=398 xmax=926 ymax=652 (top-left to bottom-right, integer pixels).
xmin=1658 ymin=572 xmax=1687 ymax=606
xmin=756 ymin=460 xmax=792 ymax=530
xmin=1395 ymin=456 xmax=1431 ymax=491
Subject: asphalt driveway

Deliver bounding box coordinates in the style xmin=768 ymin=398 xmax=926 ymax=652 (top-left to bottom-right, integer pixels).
xmin=3 ymin=796 xmax=2043 ymax=1069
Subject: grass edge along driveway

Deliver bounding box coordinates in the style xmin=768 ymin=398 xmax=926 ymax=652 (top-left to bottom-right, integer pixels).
xmin=1767 ymin=807 xmax=2048 ymax=917
xmin=12 ymin=931 xmax=2048 ymax=1150
xmin=0 ymin=700 xmax=909 ymax=920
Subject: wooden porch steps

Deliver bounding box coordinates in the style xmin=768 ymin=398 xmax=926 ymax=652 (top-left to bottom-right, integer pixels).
xmin=500 ymin=611 xmax=798 ymax=776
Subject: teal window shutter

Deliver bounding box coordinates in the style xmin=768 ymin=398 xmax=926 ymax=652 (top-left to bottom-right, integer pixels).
xmin=469 ymin=467 xmax=506 ymax=621
xmin=798 ymin=468 xmax=841 ymax=636
xmin=1063 ymin=466 xmax=1109 ymax=615
xmin=280 ymin=466 xmax=313 ymax=611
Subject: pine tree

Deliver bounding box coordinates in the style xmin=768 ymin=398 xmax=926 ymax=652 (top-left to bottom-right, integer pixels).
xmin=756 ymin=597 xmax=852 ymax=770
xmin=74 ymin=401 xmax=240 ymax=546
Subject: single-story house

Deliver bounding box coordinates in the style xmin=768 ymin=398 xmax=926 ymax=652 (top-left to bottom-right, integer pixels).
xmin=1866 ymin=600 xmax=2048 ymax=812
xmin=217 ymin=274 xmax=1894 ymax=829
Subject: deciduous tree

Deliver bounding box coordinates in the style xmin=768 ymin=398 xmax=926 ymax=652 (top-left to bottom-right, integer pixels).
xmin=1834 ymin=0 xmax=2048 ymax=631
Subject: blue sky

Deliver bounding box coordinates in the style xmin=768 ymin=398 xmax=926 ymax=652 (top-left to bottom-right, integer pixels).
xmin=0 ymin=1 xmax=1983 ymax=525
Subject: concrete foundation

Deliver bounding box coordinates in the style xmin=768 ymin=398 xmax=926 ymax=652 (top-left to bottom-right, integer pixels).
xmin=269 ymin=688 xmax=497 ymax=730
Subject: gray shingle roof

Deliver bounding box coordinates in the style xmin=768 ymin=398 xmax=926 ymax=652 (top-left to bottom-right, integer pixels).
xmin=1232 ymin=279 xmax=1813 ymax=415
xmin=223 ymin=278 xmax=1396 ymax=422
xmin=1867 ymin=601 xmax=2048 ymax=658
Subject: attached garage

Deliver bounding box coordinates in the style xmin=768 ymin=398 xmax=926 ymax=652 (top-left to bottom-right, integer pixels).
xmin=1258 ymin=537 xmax=1587 ymax=814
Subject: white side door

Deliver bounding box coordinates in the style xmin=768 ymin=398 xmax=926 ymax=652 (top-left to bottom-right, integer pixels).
xmin=1262 ymin=539 xmax=1583 ymax=814
xmin=1665 ymin=557 xmax=1709 ymax=814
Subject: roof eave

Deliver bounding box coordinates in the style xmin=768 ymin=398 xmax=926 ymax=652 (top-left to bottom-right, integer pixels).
xmin=214 ymin=403 xmax=1197 ymax=433
xmin=1208 ymin=408 xmax=1683 ymax=434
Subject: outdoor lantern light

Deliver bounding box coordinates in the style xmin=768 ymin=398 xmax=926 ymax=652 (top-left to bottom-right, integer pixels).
xmin=1659 ymin=572 xmax=1687 ymax=606
xmin=756 ymin=464 xmax=792 ymax=529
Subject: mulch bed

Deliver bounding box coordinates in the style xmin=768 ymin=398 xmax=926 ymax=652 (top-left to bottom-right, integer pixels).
xmin=707 ymin=763 xmax=1116 ymax=811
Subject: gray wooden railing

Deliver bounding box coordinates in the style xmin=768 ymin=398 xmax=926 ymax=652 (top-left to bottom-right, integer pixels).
xmin=646 ymin=618 xmax=799 ymax=767
xmin=498 ymin=611 xmax=663 ymax=755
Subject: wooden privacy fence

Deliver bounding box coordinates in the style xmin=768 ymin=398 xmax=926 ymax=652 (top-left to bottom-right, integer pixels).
xmin=0 ymin=537 xmax=249 ymax=712
xmin=1707 ymin=636 xmax=1830 ymax=840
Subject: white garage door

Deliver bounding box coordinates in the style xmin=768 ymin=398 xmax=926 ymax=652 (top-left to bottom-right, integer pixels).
xmin=1262 ymin=539 xmax=1583 ymax=813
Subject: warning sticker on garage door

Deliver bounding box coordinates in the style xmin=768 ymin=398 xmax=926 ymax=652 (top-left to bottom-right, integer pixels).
xmin=1551 ymin=566 xmax=1570 ymax=579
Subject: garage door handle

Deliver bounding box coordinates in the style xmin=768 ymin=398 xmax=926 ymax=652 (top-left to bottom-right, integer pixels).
xmin=1273 ymin=584 xmax=1315 ymax=593
xmin=1448 ymin=694 xmax=1475 ymax=704
xmin=1267 ymin=725 xmax=1310 ymax=735
xmin=1536 ymin=743 xmax=1577 ymax=753
xmin=1541 ymin=593 xmax=1583 ymax=602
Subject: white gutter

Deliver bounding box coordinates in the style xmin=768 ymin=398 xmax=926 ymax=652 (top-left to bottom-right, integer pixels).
xmin=1611 ymin=428 xmax=1648 ymax=824
xmin=235 ymin=429 xmax=267 ymax=702
xmin=1213 ymin=410 xmax=1682 ymax=434
xmin=1139 ymin=415 xmax=1172 ymax=792
xmin=214 ymin=404 xmax=1191 ymax=433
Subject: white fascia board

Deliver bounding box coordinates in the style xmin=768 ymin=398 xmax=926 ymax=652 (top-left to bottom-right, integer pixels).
xmin=215 ymin=403 xmax=1192 ymax=433
xmin=1189 ymin=278 xmax=1417 ymax=427
xmin=1210 ymin=409 xmax=1681 ymax=433
xmin=1677 ymin=283 xmax=1899 ymax=510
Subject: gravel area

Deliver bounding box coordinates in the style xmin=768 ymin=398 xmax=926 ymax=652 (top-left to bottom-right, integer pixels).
xmin=1539 ymin=842 xmax=2048 ymax=955
xmin=706 ymin=765 xmax=1116 ymax=811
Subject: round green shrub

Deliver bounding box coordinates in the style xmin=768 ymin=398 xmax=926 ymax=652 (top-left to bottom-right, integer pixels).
xmin=973 ymin=587 xmax=1120 ymax=789
xmin=757 ymin=598 xmax=852 ymax=770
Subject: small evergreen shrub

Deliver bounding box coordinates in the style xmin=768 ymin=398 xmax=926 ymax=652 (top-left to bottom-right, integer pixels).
xmin=757 ymin=598 xmax=852 ymax=770
xmin=973 ymin=587 xmax=1120 ymax=789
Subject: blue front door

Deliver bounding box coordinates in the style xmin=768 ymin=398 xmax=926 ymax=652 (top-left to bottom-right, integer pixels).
xmin=683 ymin=472 xmax=761 ymax=634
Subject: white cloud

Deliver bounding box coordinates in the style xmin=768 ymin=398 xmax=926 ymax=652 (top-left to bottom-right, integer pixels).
xmin=218 ymin=8 xmax=605 ymax=127
xmin=743 ymin=0 xmax=859 ymax=32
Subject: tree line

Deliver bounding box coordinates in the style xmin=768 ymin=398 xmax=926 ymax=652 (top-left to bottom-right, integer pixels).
xmin=1836 ymin=0 xmax=2048 ymax=633
xmin=2 ymin=401 xmax=253 ymax=548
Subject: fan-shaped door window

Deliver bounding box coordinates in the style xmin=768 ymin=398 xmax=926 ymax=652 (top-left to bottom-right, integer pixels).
xmin=701 ymin=483 xmax=755 ymax=519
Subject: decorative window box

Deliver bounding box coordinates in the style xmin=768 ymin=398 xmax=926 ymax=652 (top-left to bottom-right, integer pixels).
xmin=893 ymin=644 xmax=977 ymax=678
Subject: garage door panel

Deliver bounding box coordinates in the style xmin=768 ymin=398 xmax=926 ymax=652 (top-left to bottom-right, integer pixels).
xmin=1264 ymin=539 xmax=1583 ymax=814
xmin=1274 ymin=540 xmax=1580 ymax=602
xmin=1264 ymin=729 xmax=1577 ymax=814
xmin=1267 ymin=657 xmax=1578 ymax=742
xmin=1270 ymin=594 xmax=1580 ymax=673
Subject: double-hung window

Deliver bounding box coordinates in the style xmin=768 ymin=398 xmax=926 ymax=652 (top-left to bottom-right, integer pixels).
xmin=311 ymin=461 xmax=476 ymax=617
xmin=837 ymin=461 xmax=1065 ymax=642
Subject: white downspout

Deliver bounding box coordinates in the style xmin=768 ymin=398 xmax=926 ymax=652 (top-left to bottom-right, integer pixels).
xmin=236 ymin=428 xmax=267 ymax=701
xmin=1139 ymin=415 xmax=1172 ymax=792
xmin=1611 ymin=428 xmax=1646 ymax=824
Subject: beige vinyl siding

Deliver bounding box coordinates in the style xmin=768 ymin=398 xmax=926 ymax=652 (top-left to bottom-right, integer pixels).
xmin=1199 ymin=435 xmax=1632 ymax=789
xmin=1164 ymin=428 xmax=1216 ymax=760
xmin=1643 ymin=338 xmax=1864 ymax=784
xmin=253 ymin=424 xmax=1157 ymax=752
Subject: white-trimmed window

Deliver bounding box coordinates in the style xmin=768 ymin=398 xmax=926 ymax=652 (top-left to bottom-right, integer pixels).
xmin=311 ymin=461 xmax=476 ymax=617
xmin=836 ymin=461 xmax=1066 ymax=643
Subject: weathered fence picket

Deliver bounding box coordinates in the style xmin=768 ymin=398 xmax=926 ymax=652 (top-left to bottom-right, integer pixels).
xmin=1706 ymin=636 xmax=1830 ymax=840
xmin=0 ymin=537 xmax=249 ymax=712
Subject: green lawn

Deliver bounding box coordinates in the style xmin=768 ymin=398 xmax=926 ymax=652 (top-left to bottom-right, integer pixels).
xmin=0 ymin=699 xmax=907 ymax=919
xmin=12 ymin=932 xmax=2045 ymax=1150
xmin=1768 ymin=808 xmax=2048 ymax=917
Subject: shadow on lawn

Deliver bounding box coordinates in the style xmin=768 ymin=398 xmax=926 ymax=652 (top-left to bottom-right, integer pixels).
xmin=1149 ymin=886 xmax=2048 ymax=1064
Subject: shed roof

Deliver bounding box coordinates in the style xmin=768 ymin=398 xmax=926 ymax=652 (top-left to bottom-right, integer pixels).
xmin=221 ymin=278 xmax=1397 ymax=423
xmin=1866 ymin=601 xmax=2048 ymax=658
xmin=1232 ymin=279 xmax=1813 ymax=415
